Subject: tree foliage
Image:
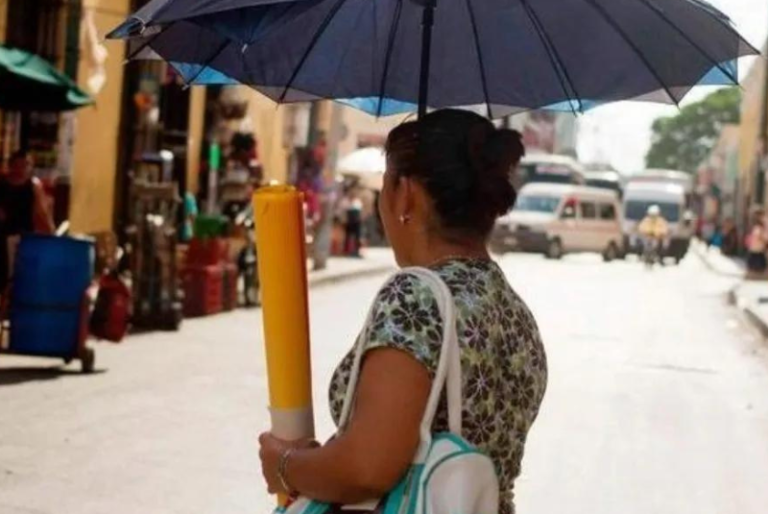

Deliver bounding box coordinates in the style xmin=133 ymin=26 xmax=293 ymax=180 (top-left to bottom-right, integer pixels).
xmin=645 ymin=87 xmax=741 ymax=173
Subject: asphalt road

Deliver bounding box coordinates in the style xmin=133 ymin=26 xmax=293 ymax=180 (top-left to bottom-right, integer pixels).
xmin=1 ymin=251 xmax=767 ymax=514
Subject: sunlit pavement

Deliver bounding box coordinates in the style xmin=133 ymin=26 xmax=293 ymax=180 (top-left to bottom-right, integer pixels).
xmin=1 ymin=252 xmax=768 ymax=514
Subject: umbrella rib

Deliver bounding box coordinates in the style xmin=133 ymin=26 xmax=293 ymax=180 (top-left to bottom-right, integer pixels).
xmin=279 ymin=0 xmax=348 ymax=103
xmin=464 ymin=0 xmax=492 ymax=118
xmin=328 ymin=0 xmax=370 ymax=107
xmin=242 ymin=2 xmax=305 ymax=84
xmin=183 ymin=41 xmax=230 ymax=86
xmin=686 ymin=0 xmax=759 ymax=52
xmin=125 ymin=28 xmax=166 ymax=61
xmin=517 ymin=0 xmax=581 ymax=114
xmin=578 ymin=0 xmax=679 ymax=107
xmin=376 ymin=0 xmax=404 ymax=118
xmin=637 ymin=0 xmax=738 ymax=84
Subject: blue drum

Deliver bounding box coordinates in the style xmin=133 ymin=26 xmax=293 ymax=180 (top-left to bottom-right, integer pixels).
xmin=9 ymin=235 xmax=93 ymax=357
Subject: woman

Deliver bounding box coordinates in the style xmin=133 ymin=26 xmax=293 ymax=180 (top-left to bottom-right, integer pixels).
xmin=720 ymin=217 xmax=739 ymax=257
xmin=341 ymin=186 xmax=364 ymax=257
xmin=259 ymin=110 xmax=548 ymax=514
xmin=746 ymin=215 xmax=767 ymax=275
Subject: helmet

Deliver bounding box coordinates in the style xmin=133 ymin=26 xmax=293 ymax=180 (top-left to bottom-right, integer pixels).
xmin=648 ymin=205 xmax=661 ymax=216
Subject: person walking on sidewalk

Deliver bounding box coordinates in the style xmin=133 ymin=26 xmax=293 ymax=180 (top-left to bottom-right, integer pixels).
xmin=721 ymin=217 xmax=739 ymax=257
xmin=746 ymin=215 xmax=768 ymax=277
xmin=312 ymin=177 xmax=337 ymax=271
xmin=340 ymin=186 xmax=363 ymax=257
xmin=258 ymin=110 xmax=547 ymax=514
xmin=0 ymin=150 xmax=55 ymax=293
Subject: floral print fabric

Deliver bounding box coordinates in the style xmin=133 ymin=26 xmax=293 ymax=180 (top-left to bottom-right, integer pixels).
xmin=328 ymin=259 xmax=548 ymax=514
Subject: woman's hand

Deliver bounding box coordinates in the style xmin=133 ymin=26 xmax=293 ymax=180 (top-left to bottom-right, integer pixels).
xmin=258 ymin=433 xmax=319 ymax=494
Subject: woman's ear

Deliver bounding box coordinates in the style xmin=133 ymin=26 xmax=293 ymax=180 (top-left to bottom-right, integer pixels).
xmin=397 ymin=175 xmax=415 ymax=219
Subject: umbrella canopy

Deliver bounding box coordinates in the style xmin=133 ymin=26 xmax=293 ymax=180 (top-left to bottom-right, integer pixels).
xmin=109 ymin=0 xmax=758 ymax=118
xmin=0 ymin=45 xmax=93 ymax=112
xmin=337 ymin=146 xmax=386 ymax=190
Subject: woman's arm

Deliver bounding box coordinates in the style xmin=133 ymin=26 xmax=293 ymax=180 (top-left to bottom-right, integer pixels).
xmin=31 ymin=179 xmax=55 ymax=234
xmin=259 ymin=347 xmax=431 ymax=504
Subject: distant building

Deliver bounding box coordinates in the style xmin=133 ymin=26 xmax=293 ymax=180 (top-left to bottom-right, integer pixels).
xmin=698 ymin=124 xmax=740 ymax=223
xmin=737 ymin=40 xmax=768 ymax=229
xmin=507 ymin=111 xmax=578 ymax=158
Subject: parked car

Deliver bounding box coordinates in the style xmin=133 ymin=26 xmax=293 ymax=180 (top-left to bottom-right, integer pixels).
xmin=491 ymin=183 xmax=624 ymax=261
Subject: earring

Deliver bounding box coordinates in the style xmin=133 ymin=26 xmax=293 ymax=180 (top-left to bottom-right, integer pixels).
xmin=399 ymin=214 xmax=411 ymax=225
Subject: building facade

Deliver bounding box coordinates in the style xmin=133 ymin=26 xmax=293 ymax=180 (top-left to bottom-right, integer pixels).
xmin=1 ymin=0 xmax=300 ymax=236
xmin=737 ymin=43 xmax=768 ymax=228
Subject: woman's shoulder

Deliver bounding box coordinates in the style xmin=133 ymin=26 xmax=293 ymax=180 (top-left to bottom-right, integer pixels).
xmin=363 ymin=270 xmax=444 ymax=374
xmin=373 ymin=270 xmax=440 ymax=309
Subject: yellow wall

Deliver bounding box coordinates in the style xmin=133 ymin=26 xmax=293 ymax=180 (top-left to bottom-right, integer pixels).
xmin=738 ymin=56 xmax=766 ymax=197
xmin=245 ymin=91 xmax=290 ymax=184
xmin=187 ymin=87 xmax=207 ymax=195
xmin=69 ymin=0 xmax=131 ymax=233
xmin=0 ymin=0 xmax=7 ymax=41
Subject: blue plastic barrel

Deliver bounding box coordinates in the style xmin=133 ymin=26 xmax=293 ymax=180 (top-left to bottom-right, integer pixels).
xmin=9 ymin=235 xmax=93 ymax=357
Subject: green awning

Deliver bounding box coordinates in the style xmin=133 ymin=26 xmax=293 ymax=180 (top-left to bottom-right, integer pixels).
xmin=0 ymin=45 xmax=93 ymax=112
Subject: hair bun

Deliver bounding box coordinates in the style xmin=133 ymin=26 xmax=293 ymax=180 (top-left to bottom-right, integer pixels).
xmin=467 ymin=125 xmax=524 ymax=222
xmin=468 ymin=126 xmax=524 ymax=177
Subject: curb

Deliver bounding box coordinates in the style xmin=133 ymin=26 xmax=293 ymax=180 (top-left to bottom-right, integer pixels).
xmin=308 ymin=265 xmax=395 ymax=289
xmin=691 ymin=242 xmax=768 ymax=337
xmin=691 ymin=241 xmax=744 ymax=279
xmin=744 ymin=305 xmax=768 ymax=339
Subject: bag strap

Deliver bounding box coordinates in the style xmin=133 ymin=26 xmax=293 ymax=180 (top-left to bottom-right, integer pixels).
xmin=337 ymin=267 xmax=463 ymax=465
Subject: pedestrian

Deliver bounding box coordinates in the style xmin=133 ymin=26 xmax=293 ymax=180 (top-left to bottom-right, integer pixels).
xmin=745 ymin=215 xmax=767 ymax=276
xmin=0 ymin=150 xmax=55 ymax=294
xmin=312 ymin=176 xmax=336 ymax=271
xmin=257 ymin=110 xmax=547 ymax=514
xmin=181 ymin=191 xmax=198 ymax=243
xmin=341 ymin=186 xmax=363 ymax=257
xmin=721 ymin=217 xmax=739 ymax=257
xmin=708 ymin=222 xmax=723 ymax=249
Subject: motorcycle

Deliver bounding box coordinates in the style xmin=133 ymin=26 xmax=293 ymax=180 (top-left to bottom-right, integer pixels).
xmin=641 ymin=236 xmax=663 ymax=269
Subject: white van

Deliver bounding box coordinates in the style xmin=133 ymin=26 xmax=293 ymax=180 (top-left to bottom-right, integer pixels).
xmin=491 ymin=184 xmax=624 ymax=261
xmin=516 ymin=154 xmax=586 ymax=190
xmin=622 ymin=182 xmax=692 ymax=263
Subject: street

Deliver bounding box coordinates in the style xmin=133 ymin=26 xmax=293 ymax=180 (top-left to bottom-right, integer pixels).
xmin=1 ymin=252 xmax=768 ymax=514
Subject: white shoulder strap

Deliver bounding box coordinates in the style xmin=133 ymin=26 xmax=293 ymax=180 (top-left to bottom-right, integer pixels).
xmin=404 ymin=267 xmax=462 ymax=439
xmin=338 ymin=267 xmax=463 ymax=465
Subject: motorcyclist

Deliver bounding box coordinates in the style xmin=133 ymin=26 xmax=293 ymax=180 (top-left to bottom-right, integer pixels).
xmin=638 ymin=205 xmax=669 ymax=262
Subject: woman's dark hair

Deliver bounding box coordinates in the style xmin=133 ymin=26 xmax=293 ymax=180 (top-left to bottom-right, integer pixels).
xmin=385 ymin=109 xmax=525 ymax=241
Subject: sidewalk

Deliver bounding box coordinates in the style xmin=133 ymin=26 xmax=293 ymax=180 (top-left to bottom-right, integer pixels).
xmin=692 ymin=240 xmax=768 ymax=336
xmin=307 ymin=248 xmax=396 ymax=288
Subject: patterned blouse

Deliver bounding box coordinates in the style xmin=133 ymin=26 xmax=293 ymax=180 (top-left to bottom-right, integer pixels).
xmin=328 ymin=259 xmax=548 ymax=514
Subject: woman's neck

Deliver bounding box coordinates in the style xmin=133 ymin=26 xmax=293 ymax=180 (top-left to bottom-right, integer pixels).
xmin=406 ymin=236 xmax=490 ymax=268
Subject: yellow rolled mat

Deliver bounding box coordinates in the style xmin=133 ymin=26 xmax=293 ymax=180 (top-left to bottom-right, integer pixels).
xmin=253 ymin=186 xmax=315 ymax=505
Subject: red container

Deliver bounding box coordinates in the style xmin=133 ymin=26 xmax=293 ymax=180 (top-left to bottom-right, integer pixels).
xmin=183 ymin=265 xmax=223 ymax=317
xmin=222 ymin=263 xmax=239 ymax=311
xmin=187 ymin=238 xmax=229 ymax=267
xmin=90 ymin=273 xmax=131 ymax=342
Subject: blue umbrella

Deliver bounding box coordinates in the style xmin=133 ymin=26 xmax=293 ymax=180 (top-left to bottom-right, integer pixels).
xmin=108 ymin=0 xmax=758 ymax=118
